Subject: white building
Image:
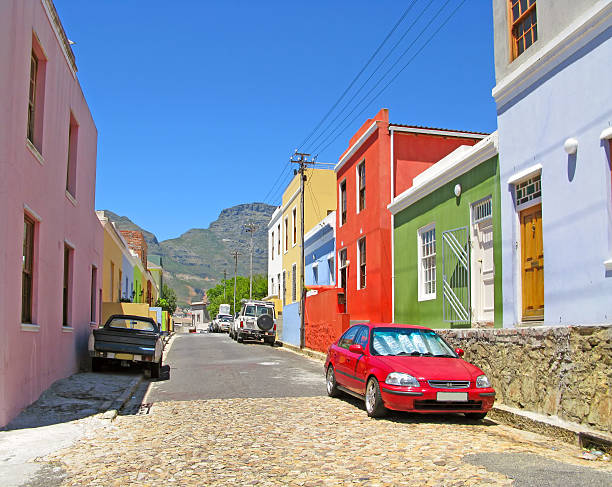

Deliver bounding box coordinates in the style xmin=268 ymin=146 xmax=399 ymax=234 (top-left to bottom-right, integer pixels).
xmin=266 ymin=206 xmax=283 ymax=300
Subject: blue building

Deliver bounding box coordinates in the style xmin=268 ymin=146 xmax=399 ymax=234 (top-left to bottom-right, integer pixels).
xmin=492 ymin=0 xmax=612 ymax=326
xmin=304 ymin=212 xmax=336 ymax=287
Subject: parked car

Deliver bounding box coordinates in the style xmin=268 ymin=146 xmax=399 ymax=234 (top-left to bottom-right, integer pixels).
xmin=217 ymin=314 xmax=233 ymax=333
xmin=232 ymin=299 xmax=276 ymax=345
xmin=325 ymin=323 xmax=495 ymax=418
xmin=89 ymin=314 xmax=163 ymax=378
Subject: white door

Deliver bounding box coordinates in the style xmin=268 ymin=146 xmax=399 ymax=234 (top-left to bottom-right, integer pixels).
xmin=471 ymin=198 xmax=494 ymax=326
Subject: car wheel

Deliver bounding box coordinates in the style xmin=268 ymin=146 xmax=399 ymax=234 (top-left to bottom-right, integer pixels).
xmin=91 ymin=357 xmax=104 ymax=372
xmin=237 ymin=333 xmax=243 ymax=343
xmin=465 ymin=412 xmax=487 ymax=420
xmin=365 ymin=377 xmax=387 ymax=418
xmin=326 ymin=366 xmax=341 ymax=398
xmin=151 ymin=360 xmax=161 ymax=379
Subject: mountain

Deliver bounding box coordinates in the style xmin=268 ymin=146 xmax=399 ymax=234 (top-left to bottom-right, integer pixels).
xmin=100 ymin=203 xmax=276 ymax=305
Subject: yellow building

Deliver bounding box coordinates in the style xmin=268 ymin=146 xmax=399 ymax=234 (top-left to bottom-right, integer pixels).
xmin=97 ymin=212 xmax=130 ymax=303
xmin=280 ymin=168 xmax=336 ymax=307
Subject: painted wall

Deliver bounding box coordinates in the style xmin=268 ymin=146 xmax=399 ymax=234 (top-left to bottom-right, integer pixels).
xmin=304 ymin=288 xmax=350 ymax=353
xmin=0 ymin=0 xmax=102 ymax=426
xmin=267 ymin=206 xmax=283 ymax=310
xmin=121 ymin=253 xmax=134 ymax=301
xmin=281 ymin=302 xmax=301 ymax=347
xmin=101 ymin=302 xmax=151 ymax=326
xmin=393 ymin=156 xmax=503 ymax=328
xmin=494 ymin=8 xmax=612 ymax=326
xmin=100 ymin=220 xmax=124 ymax=303
xmin=280 ymin=168 xmax=336 ymax=307
xmin=304 ymin=212 xmax=336 ymax=286
xmin=133 ymin=265 xmax=143 ymax=304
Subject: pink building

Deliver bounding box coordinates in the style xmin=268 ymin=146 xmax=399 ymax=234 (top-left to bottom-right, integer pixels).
xmin=0 ymin=0 xmax=103 ymax=427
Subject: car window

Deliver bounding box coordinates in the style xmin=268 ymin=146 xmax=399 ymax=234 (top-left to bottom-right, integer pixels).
xmin=338 ymin=326 xmax=359 ymax=349
xmin=244 ymin=305 xmax=256 ymax=316
xmin=107 ymin=317 xmax=155 ymax=331
xmin=370 ymin=327 xmax=455 ymax=357
xmin=354 ymin=326 xmax=369 ymax=348
xmin=255 ymin=306 xmax=274 ymax=318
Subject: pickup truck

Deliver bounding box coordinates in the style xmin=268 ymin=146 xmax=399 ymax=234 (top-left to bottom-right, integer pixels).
xmin=89 ymin=314 xmax=163 ymax=378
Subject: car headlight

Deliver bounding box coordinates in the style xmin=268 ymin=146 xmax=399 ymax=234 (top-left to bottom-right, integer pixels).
xmin=385 ymin=372 xmax=420 ymax=387
xmin=476 ymin=374 xmax=491 ymax=388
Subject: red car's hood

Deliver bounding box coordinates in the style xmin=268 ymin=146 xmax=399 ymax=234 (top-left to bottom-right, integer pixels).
xmin=374 ymin=356 xmax=482 ymax=380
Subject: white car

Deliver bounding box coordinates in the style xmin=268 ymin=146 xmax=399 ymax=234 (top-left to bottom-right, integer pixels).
xmin=231 ymin=300 xmax=276 ymax=345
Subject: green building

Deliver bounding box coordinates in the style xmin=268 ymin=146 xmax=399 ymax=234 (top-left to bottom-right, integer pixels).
xmin=389 ymin=133 xmax=502 ymax=329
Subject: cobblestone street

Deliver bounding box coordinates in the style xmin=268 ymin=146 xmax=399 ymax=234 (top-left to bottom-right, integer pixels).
xmin=44 ymin=335 xmax=611 ymax=486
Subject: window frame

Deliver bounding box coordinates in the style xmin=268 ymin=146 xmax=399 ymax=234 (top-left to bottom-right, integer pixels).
xmin=90 ymin=265 xmax=98 ymax=324
xmin=66 ymin=112 xmax=78 ymax=198
xmin=339 ymin=179 xmax=347 ymax=226
xmin=282 ymin=270 xmax=286 ymax=305
xmin=292 ymin=207 xmax=297 ymax=247
xmin=328 ymin=256 xmax=335 ymax=285
xmin=271 ymin=230 xmax=274 ymax=260
xmin=357 ymin=237 xmax=366 ymax=290
xmin=357 ymin=160 xmax=366 ymax=213
xmin=291 ymin=263 xmax=297 ymax=302
xmin=509 ymin=0 xmax=537 ymax=60
xmin=27 ymin=35 xmax=47 ymax=154
xmin=277 ymin=224 xmax=281 ymax=256
xmin=284 ymin=217 xmax=289 ymax=253
xmin=417 ymin=223 xmax=437 ymax=301
xmin=22 ymin=214 xmax=36 ymax=324
xmin=62 ymin=243 xmax=74 ymax=327
xmin=338 ymin=248 xmax=348 ymax=289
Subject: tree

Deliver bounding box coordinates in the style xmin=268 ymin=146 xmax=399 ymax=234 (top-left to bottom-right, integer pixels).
xmin=207 ymin=274 xmax=267 ymax=318
xmin=156 ymin=284 xmax=177 ymax=315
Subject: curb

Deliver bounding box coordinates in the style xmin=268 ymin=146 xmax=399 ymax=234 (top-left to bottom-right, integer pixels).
xmin=98 ymin=374 xmax=143 ymax=421
xmin=277 ymin=340 xmax=612 ymax=449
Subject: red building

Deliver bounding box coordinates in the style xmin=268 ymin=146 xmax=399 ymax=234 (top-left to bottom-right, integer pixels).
xmin=334 ymin=109 xmax=486 ymax=324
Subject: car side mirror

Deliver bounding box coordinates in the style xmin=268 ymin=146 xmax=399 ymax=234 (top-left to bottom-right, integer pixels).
xmin=349 ymin=344 xmax=365 ymax=355
xmin=455 ymin=348 xmax=464 ymax=357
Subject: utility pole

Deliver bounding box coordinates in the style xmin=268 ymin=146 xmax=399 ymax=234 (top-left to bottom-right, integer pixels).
xmin=223 ymin=268 xmax=227 ymax=301
xmin=244 ymin=223 xmax=256 ymax=300
xmin=231 ymin=250 xmax=240 ymax=315
xmin=291 ymin=150 xmax=316 ymax=349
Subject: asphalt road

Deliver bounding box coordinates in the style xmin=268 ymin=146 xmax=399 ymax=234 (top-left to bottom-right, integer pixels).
xmin=144 ymin=332 xmax=326 ymax=402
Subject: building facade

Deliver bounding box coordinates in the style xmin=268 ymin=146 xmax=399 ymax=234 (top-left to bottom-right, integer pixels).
xmin=334 ymin=108 xmax=486 ymax=325
xmin=266 ymin=206 xmax=283 ymax=311
xmin=0 ymin=0 xmax=103 ymax=426
xmin=492 ymin=0 xmax=612 ymax=326
xmin=304 ymin=211 xmax=336 ymax=287
xmin=389 ymin=133 xmax=502 ymax=329
xmin=279 ymin=168 xmax=336 ymax=346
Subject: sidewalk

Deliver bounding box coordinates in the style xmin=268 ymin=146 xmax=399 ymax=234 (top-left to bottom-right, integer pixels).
xmin=0 ymin=371 xmax=143 ymax=487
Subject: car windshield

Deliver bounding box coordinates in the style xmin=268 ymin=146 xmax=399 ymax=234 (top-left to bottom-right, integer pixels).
xmin=256 ymin=306 xmax=274 ymax=318
xmin=370 ymin=327 xmax=456 ymax=357
xmin=220 ymin=315 xmax=233 ymax=322
xmin=107 ymin=317 xmax=156 ymax=331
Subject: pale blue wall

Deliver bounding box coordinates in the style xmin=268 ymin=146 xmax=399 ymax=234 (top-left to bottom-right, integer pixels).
xmin=121 ymin=255 xmax=134 ymax=301
xmin=304 ymin=223 xmax=335 ymax=287
xmin=281 ymin=302 xmax=301 ymax=347
xmin=496 ymin=30 xmax=612 ymax=326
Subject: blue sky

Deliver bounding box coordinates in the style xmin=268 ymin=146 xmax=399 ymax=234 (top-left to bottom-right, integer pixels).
xmin=54 ymin=0 xmax=497 ymax=242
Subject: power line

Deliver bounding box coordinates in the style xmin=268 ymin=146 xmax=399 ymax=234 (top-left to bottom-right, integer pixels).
xmin=305 ymin=0 xmax=433 ymax=153
xmin=296 ymin=1 xmax=419 ymax=152
xmin=314 ymin=0 xmax=465 ymax=157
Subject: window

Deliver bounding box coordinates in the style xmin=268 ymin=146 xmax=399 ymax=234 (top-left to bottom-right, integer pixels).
xmin=338 ymin=326 xmax=359 ymax=349
xmin=110 ymin=261 xmax=115 ymax=302
xmin=271 ymin=277 xmax=275 ymax=295
xmin=418 ymin=224 xmax=436 ymax=300
xmin=66 ymin=113 xmax=78 ymax=197
xmin=339 ymin=248 xmax=347 ymax=289
xmin=63 ymin=245 xmax=73 ymax=326
xmin=271 ymin=231 xmax=274 ymax=260
xmin=340 ymin=180 xmax=347 ymax=225
xmin=277 ymin=273 xmax=281 ymax=296
xmin=328 ymin=257 xmax=335 ymax=285
xmin=277 ymin=224 xmax=281 ymax=255
xmin=284 ymin=217 xmax=288 ymax=252
xmin=282 ymin=271 xmax=286 ymax=305
xmin=22 ymin=215 xmax=35 ymax=323
xmin=510 ymin=0 xmax=537 ymax=59
xmin=292 ymin=263 xmax=297 ymax=302
xmin=515 ymin=174 xmax=541 ymax=206
xmin=358 ymin=237 xmax=366 ymax=289
xmin=357 ymin=161 xmax=365 ymax=212
xmin=27 ymin=37 xmax=46 ymax=152
xmin=312 ymin=264 xmax=318 ymax=284
xmin=354 ymin=326 xmax=369 ymax=349
xmin=118 ymin=270 xmax=123 ymax=301
xmin=292 ymin=207 xmax=297 ymax=246
xmin=90 ymin=266 xmax=97 ymax=323
xmin=472 ymin=196 xmax=492 ymax=223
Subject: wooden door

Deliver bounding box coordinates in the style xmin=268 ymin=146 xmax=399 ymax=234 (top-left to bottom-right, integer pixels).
xmin=471 ymin=219 xmax=495 ymax=326
xmin=520 ymin=204 xmax=544 ymax=321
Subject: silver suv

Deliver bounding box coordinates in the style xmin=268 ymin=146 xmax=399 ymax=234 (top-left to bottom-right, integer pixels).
xmin=232 ymin=300 xmax=276 ymax=345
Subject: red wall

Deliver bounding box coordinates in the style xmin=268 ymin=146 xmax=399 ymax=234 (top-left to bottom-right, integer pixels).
xmin=304 ymin=288 xmax=350 ymax=353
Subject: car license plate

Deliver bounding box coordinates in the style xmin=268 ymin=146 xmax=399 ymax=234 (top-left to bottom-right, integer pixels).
xmin=437 ymin=392 xmax=468 ymax=402
xmin=115 ymin=353 xmax=133 ymax=360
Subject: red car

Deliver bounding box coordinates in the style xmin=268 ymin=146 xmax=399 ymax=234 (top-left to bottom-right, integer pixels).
xmin=325 ymin=323 xmax=495 ymax=418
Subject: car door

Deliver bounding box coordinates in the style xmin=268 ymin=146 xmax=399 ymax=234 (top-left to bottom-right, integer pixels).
xmin=351 ymin=326 xmax=370 ymax=395
xmin=333 ymin=326 xmax=359 ymax=389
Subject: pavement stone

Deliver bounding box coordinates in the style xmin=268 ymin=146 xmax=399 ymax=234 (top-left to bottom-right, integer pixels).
xmin=48 ymin=396 xmax=612 ymax=486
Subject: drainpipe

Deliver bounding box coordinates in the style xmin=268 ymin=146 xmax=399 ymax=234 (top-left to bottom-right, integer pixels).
xmin=390 ymin=126 xmax=395 ymax=323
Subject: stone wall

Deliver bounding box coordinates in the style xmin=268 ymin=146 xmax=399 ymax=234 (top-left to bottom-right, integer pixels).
xmin=438 ymin=325 xmax=611 ymax=434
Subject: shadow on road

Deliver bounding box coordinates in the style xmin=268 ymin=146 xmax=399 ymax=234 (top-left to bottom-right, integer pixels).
xmin=333 ymin=394 xmax=496 ymax=427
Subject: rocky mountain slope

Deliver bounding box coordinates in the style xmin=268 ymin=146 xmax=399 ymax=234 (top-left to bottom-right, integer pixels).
xmin=101 ymin=203 xmax=276 ymax=305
